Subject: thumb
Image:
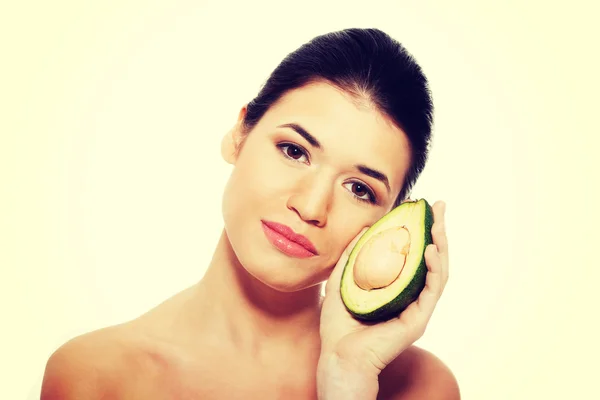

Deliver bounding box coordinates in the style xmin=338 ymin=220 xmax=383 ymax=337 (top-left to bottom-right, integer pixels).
xmin=325 ymin=226 xmax=370 ymax=296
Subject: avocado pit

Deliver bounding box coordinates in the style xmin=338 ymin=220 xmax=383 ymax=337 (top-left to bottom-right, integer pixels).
xmin=353 ymin=226 xmax=411 ymax=290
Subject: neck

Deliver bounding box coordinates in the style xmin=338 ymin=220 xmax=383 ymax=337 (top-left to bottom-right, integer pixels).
xmin=192 ymin=229 xmax=324 ymax=355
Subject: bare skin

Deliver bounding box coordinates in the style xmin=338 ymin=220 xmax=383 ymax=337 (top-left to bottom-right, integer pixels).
xmin=42 ymin=277 xmax=454 ymax=399
xmin=41 ymin=81 xmax=459 ymax=399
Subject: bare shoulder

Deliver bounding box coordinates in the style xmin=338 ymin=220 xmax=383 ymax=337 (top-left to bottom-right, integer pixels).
xmin=378 ymin=345 xmax=460 ymax=400
xmin=40 ymin=326 xmax=125 ymax=399
xmin=40 ymin=324 xmax=171 ymax=400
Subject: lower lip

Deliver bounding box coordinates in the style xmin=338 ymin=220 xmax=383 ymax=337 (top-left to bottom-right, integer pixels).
xmin=261 ymin=223 xmax=316 ymax=259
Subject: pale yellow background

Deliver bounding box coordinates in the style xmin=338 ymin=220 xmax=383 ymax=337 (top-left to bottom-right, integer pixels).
xmin=2 ymin=1 xmax=598 ymax=399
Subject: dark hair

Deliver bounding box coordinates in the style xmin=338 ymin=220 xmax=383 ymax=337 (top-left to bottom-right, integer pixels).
xmin=243 ymin=28 xmax=434 ymax=207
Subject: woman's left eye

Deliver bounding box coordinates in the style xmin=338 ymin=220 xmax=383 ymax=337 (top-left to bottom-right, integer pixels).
xmin=343 ymin=182 xmax=377 ymax=204
xmin=277 ymin=143 xmax=309 ymax=163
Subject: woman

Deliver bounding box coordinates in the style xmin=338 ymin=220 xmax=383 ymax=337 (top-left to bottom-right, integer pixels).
xmin=41 ymin=28 xmax=458 ymax=399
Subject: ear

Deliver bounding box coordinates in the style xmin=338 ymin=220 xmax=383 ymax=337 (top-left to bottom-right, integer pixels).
xmin=221 ymin=105 xmax=248 ymax=165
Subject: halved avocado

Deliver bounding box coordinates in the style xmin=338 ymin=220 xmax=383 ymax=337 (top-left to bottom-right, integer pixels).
xmin=340 ymin=199 xmax=433 ymax=322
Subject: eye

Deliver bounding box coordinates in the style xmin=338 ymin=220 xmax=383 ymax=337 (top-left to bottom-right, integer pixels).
xmin=344 ymin=181 xmax=377 ymax=204
xmin=277 ymin=143 xmax=309 ymax=164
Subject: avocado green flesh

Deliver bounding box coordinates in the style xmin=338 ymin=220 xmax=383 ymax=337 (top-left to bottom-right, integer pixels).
xmin=340 ymin=199 xmax=433 ymax=322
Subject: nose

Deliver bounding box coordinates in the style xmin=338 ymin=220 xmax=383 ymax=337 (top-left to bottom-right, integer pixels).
xmin=287 ymin=174 xmax=333 ymax=227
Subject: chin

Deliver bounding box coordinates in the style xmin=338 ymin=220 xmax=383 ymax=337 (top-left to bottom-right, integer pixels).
xmin=224 ymin=224 xmax=326 ymax=294
xmin=259 ymin=271 xmax=327 ymax=293
xmin=243 ymin=246 xmax=326 ymax=293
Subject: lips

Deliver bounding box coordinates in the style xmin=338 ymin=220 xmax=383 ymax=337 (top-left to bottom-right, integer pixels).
xmin=261 ymin=220 xmax=318 ymax=256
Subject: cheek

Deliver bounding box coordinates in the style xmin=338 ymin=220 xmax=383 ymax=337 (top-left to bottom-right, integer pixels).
xmin=324 ymin=209 xmax=383 ymax=262
xmin=236 ymin=157 xmax=280 ymax=202
xmin=221 ymin=143 xmax=286 ymax=225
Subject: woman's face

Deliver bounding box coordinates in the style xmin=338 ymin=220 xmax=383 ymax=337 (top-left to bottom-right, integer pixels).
xmin=221 ymin=81 xmax=412 ymax=292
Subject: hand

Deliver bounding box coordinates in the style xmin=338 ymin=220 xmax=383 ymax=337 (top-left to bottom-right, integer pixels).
xmin=319 ymin=201 xmax=449 ymax=376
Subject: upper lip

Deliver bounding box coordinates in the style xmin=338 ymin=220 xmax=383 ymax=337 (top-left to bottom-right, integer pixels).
xmin=262 ymin=220 xmax=319 ymax=255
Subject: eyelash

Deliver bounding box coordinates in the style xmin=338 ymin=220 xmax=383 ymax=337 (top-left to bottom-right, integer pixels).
xmin=276 ymin=142 xmax=378 ymax=205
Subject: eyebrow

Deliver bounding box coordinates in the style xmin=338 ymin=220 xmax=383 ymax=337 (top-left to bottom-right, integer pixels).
xmin=278 ymin=122 xmax=391 ymax=194
xmin=356 ymin=165 xmax=391 ymax=194
xmin=277 ymin=123 xmax=321 ymax=149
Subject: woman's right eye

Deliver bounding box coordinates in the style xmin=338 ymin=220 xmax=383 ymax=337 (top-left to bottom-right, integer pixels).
xmin=277 ymin=143 xmax=309 ymax=164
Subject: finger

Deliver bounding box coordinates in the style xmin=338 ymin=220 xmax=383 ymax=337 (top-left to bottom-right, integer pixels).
xmin=415 ymin=244 xmax=445 ymax=314
xmin=325 ymin=226 xmax=370 ymax=295
xmin=431 ymin=201 xmax=448 ymax=257
xmin=431 ymin=201 xmax=449 ymax=285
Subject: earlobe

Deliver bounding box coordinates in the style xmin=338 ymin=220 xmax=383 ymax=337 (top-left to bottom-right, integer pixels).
xmin=220 ymin=105 xmax=248 ymax=165
xmin=220 ymin=131 xmax=235 ymax=165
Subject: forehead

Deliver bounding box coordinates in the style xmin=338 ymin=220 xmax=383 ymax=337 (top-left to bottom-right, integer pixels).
xmin=255 ymin=81 xmax=412 ymax=192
